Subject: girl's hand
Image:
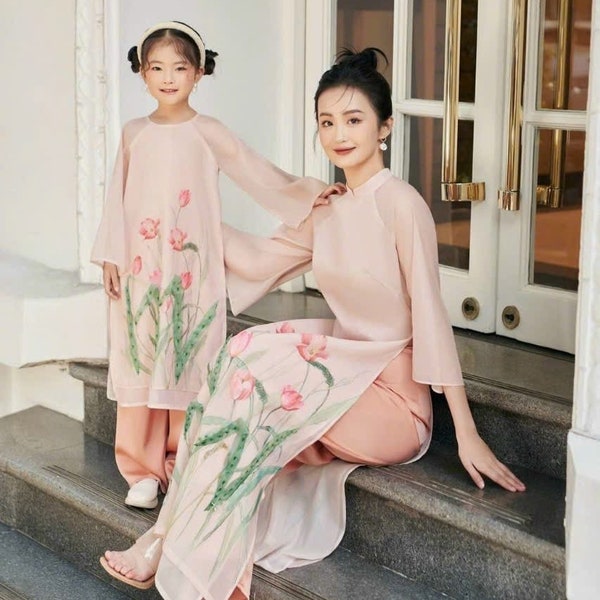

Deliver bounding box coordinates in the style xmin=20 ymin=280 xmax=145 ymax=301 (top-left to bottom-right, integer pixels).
xmin=103 ymin=262 xmax=121 ymax=300
xmin=315 ymin=182 xmax=347 ymax=206
xmin=457 ymin=431 xmax=526 ymax=492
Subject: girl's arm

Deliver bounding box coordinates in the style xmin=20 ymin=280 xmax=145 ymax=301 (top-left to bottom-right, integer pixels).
xmin=443 ymin=385 xmax=525 ymax=491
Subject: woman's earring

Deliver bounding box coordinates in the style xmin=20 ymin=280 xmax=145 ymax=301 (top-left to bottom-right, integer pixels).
xmin=193 ymin=82 xmax=198 ymax=92
xmin=379 ymin=138 xmax=388 ymax=152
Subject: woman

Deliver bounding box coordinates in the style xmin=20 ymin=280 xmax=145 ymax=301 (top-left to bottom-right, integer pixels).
xmin=101 ymin=48 xmax=524 ymax=600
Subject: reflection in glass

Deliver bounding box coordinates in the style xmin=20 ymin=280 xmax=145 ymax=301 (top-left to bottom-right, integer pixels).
xmin=532 ymin=128 xmax=584 ymax=290
xmin=539 ymin=0 xmax=591 ymax=110
xmin=335 ymin=0 xmax=394 ymax=183
xmin=408 ymin=116 xmax=473 ymax=270
xmin=411 ymin=0 xmax=478 ymax=102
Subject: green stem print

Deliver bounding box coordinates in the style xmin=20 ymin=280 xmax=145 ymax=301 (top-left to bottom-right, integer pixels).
xmin=123 ymin=189 xmax=219 ymax=384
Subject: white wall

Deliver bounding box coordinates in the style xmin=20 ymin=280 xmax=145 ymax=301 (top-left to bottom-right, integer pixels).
xmin=0 ymin=0 xmax=79 ymax=271
xmin=118 ymin=0 xmax=305 ymax=237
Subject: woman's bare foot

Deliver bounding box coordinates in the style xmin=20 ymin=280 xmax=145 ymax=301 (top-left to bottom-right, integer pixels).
xmin=100 ymin=531 xmax=162 ymax=589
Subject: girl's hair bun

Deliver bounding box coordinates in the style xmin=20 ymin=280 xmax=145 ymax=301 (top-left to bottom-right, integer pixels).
xmin=127 ymin=45 xmax=141 ymax=73
xmin=204 ymin=49 xmax=219 ymax=76
xmin=334 ymin=47 xmax=389 ymax=73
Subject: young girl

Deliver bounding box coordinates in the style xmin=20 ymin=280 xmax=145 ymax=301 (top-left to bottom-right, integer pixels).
xmin=91 ymin=21 xmax=328 ymax=509
xmin=101 ymin=48 xmax=525 ymax=598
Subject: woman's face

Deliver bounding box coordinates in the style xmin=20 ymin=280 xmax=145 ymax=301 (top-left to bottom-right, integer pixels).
xmin=317 ymin=86 xmax=391 ymax=181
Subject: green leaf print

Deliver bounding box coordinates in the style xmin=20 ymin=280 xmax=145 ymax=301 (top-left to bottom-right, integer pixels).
xmin=305 ymin=398 xmax=356 ymax=426
xmin=182 ymin=242 xmax=199 ymax=252
xmin=184 ymin=401 xmax=204 ymax=440
xmin=124 ymin=278 xmax=142 ymax=374
xmin=207 ymin=337 xmax=232 ymax=395
xmin=174 ymin=301 xmax=218 ymax=382
xmin=308 ymin=360 xmax=334 ymax=387
xmin=206 ymin=427 xmax=298 ymax=511
xmin=254 ymin=379 xmax=268 ymax=404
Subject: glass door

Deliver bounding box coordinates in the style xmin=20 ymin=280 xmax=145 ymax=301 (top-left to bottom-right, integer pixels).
xmin=303 ymin=0 xmax=590 ymax=353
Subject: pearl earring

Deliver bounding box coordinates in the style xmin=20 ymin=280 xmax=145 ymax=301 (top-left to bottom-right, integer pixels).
xmin=379 ymin=138 xmax=388 ymax=152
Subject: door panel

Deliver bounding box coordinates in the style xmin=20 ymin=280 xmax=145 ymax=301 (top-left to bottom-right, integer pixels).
xmin=304 ymin=0 xmax=590 ymax=353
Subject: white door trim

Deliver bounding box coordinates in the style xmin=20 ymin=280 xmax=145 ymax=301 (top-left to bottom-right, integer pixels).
xmin=75 ymin=0 xmax=121 ymax=284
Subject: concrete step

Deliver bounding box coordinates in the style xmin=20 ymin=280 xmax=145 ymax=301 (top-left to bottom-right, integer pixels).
xmin=343 ymin=442 xmax=565 ymax=599
xmin=0 ymin=407 xmax=446 ymax=600
xmin=0 ymin=522 xmax=130 ymax=600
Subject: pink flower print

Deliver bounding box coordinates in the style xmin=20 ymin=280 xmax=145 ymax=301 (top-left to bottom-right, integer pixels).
xmin=163 ymin=296 xmax=173 ymax=314
xmin=179 ymin=189 xmax=191 ymax=207
xmin=297 ymin=334 xmax=329 ymax=362
xmin=169 ymin=228 xmax=188 ymax=251
xmin=139 ymin=218 xmax=160 ymax=239
xmin=131 ymin=256 xmax=142 ymax=275
xmin=281 ymin=385 xmax=304 ymax=411
xmin=149 ymin=269 xmax=162 ymax=286
xmin=276 ymin=322 xmax=296 ymax=334
xmin=181 ymin=271 xmax=192 ymax=290
xmin=229 ymin=330 xmax=253 ymax=357
xmin=230 ymin=369 xmax=255 ymax=401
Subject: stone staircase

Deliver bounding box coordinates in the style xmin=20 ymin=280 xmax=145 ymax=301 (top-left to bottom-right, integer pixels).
xmin=0 ymin=294 xmax=570 ymax=599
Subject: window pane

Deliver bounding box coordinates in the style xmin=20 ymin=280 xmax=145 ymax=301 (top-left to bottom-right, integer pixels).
xmin=538 ymin=0 xmax=591 ymax=110
xmin=411 ymin=0 xmax=478 ymax=102
xmin=407 ymin=115 xmax=473 ymax=270
xmin=532 ymin=128 xmax=583 ymax=291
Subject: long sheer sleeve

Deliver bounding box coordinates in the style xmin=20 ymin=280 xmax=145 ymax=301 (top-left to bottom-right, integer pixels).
xmin=223 ymin=218 xmax=314 ymax=315
xmin=90 ymin=131 xmax=130 ymax=273
xmin=195 ymin=116 xmax=326 ymax=228
xmin=392 ymin=188 xmax=464 ymax=390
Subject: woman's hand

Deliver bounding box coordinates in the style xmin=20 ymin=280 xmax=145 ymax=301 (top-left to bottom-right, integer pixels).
xmin=314 ymin=182 xmax=347 ymax=206
xmin=457 ymin=430 xmax=526 ymax=492
xmin=103 ymin=262 xmax=121 ymax=300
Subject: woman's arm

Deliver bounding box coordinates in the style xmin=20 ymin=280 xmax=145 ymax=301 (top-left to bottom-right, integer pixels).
xmin=389 ymin=184 xmax=525 ymax=492
xmin=443 ymin=385 xmax=526 ymax=492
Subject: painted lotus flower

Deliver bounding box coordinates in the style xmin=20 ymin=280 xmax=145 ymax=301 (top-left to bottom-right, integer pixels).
xmin=131 ymin=255 xmax=142 ymax=275
xmin=169 ymin=228 xmax=188 ymax=251
xmin=139 ymin=218 xmax=160 ymax=239
xmin=179 ymin=189 xmax=191 ymax=207
xmin=230 ymin=369 xmax=255 ymax=401
xmin=149 ymin=269 xmax=162 ymax=286
xmin=181 ymin=271 xmax=192 ymax=290
xmin=229 ymin=330 xmax=253 ymax=357
xmin=281 ymin=385 xmax=304 ymax=411
xmin=276 ymin=322 xmax=296 ymax=334
xmin=297 ymin=334 xmax=328 ymax=362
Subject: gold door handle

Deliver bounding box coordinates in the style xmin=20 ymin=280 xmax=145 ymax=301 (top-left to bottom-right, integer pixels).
xmin=498 ymin=0 xmax=527 ymax=211
xmin=536 ymin=0 xmax=572 ymax=209
xmin=441 ymin=0 xmax=485 ymax=202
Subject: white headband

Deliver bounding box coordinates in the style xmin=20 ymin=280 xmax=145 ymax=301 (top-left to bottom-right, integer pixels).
xmin=137 ymin=21 xmax=206 ymax=68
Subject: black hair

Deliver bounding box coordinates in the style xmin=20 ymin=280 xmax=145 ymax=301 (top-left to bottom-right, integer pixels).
xmin=127 ymin=22 xmax=218 ymax=75
xmin=314 ymin=47 xmax=392 ymax=125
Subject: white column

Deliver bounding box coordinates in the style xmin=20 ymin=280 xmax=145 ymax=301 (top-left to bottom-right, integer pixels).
xmin=566 ymin=1 xmax=600 ymax=597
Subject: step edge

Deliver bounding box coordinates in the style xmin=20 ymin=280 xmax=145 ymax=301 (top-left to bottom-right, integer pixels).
xmin=347 ymin=466 xmax=565 ymax=569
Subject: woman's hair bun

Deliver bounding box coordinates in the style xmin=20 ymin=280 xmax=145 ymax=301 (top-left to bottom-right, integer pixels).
xmin=334 ymin=47 xmax=388 ymax=73
xmin=127 ymin=45 xmax=141 ymax=73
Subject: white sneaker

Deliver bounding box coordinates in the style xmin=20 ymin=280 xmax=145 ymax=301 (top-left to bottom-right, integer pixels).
xmin=125 ymin=478 xmax=159 ymax=509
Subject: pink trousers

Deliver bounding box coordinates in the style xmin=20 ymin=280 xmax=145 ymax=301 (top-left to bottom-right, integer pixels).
xmin=115 ymin=406 xmax=186 ymax=492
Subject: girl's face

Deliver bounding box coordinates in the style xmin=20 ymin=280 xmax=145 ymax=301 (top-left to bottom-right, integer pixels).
xmin=317 ymin=86 xmax=392 ymax=183
xmin=142 ymin=41 xmax=202 ymax=107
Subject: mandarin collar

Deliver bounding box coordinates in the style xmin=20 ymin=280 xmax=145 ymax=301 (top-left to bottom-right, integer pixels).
xmin=345 ymin=168 xmax=393 ymax=198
